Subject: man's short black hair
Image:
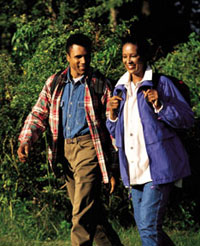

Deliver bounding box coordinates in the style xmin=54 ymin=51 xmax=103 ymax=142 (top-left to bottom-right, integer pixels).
xmin=121 ymin=35 xmax=151 ymax=63
xmin=66 ymin=33 xmax=92 ymax=54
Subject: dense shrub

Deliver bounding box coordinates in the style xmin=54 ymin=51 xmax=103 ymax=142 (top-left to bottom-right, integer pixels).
xmin=154 ymin=32 xmax=200 ymax=117
xmin=0 ymin=13 xmax=200 ymax=235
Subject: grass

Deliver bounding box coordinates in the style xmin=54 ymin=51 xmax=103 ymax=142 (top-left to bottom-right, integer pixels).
xmin=0 ymin=203 xmax=199 ymax=246
xmin=0 ymin=228 xmax=200 ymax=246
xmin=118 ymin=228 xmax=200 ymax=246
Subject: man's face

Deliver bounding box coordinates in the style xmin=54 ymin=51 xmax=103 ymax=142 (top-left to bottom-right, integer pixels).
xmin=67 ymin=44 xmax=91 ymax=78
xmin=122 ymin=43 xmax=145 ymax=78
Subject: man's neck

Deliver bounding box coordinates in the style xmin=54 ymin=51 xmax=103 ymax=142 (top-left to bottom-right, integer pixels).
xmin=73 ymin=75 xmax=84 ymax=83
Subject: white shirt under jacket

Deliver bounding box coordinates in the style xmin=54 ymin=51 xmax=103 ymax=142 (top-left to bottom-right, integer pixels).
xmin=116 ymin=66 xmax=153 ymax=185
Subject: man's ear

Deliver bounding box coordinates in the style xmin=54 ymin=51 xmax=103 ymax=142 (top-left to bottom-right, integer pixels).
xmin=66 ymin=54 xmax=70 ymax=62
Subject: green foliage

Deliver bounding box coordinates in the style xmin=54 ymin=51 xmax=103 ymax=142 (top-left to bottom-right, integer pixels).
xmin=0 ymin=1 xmax=200 ymax=238
xmin=165 ymin=199 xmax=197 ymax=230
xmin=11 ymin=17 xmax=52 ymax=62
xmin=154 ymin=32 xmax=200 ymax=117
xmin=0 ymin=199 xmax=71 ymax=242
xmin=0 ymin=52 xmax=17 ymax=105
xmin=82 ymin=0 xmax=134 ymax=20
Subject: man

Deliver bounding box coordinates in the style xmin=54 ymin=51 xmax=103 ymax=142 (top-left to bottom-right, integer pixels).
xmin=17 ymin=33 xmax=123 ymax=246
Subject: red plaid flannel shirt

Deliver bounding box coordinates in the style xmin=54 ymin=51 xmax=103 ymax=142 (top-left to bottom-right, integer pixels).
xmin=18 ymin=67 xmax=113 ymax=183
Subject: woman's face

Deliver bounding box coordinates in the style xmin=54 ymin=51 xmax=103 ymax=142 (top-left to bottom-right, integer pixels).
xmin=122 ymin=43 xmax=145 ymax=78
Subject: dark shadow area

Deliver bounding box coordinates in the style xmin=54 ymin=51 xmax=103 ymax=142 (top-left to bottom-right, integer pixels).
xmin=119 ymin=0 xmax=196 ymax=59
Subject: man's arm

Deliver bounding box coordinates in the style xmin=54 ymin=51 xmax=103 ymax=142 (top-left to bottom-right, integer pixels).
xmin=101 ymin=79 xmax=121 ymax=193
xmin=17 ymin=75 xmax=54 ymax=161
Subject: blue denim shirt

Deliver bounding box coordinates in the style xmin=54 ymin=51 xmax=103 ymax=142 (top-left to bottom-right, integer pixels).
xmin=60 ymin=69 xmax=89 ymax=138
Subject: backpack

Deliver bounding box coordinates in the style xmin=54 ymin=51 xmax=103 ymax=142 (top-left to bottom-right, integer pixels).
xmin=152 ymin=73 xmax=191 ymax=106
xmin=153 ymin=73 xmax=193 ymax=149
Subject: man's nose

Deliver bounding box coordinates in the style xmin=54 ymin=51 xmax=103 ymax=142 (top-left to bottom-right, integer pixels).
xmin=80 ymin=56 xmax=86 ymax=63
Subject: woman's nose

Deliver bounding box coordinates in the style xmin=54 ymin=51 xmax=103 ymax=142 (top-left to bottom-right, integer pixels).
xmin=127 ymin=57 xmax=133 ymax=64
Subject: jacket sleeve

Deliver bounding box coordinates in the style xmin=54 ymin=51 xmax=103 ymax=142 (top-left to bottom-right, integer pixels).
xmin=18 ymin=75 xmax=54 ymax=146
xmin=157 ymin=75 xmax=194 ymax=129
xmin=106 ymin=118 xmax=118 ymax=138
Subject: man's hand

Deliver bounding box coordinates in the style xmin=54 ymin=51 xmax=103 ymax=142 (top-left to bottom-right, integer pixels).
xmin=143 ymin=89 xmax=161 ymax=110
xmin=109 ymin=176 xmax=116 ymax=194
xmin=108 ymin=96 xmax=122 ymax=120
xmin=17 ymin=143 xmax=29 ymax=163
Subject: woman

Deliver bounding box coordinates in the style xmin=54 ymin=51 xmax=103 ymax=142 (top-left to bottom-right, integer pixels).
xmin=106 ymin=35 xmax=194 ymax=246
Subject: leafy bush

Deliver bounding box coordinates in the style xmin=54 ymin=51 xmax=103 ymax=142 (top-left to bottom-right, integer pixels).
xmin=0 ymin=8 xmax=200 ymax=236
xmin=154 ymin=32 xmax=200 ymax=117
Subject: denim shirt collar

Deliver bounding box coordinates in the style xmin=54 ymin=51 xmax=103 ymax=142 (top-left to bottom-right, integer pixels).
xmin=65 ymin=68 xmax=85 ymax=85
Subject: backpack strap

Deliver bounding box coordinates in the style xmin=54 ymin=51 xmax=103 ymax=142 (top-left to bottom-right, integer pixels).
xmin=50 ymin=70 xmax=63 ymax=96
xmin=88 ymin=69 xmax=113 ymax=95
xmin=152 ymin=72 xmax=161 ymax=89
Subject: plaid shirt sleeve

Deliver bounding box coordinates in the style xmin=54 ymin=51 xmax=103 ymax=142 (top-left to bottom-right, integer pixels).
xmin=18 ymin=75 xmax=54 ymax=146
xmin=84 ymin=74 xmax=115 ymax=184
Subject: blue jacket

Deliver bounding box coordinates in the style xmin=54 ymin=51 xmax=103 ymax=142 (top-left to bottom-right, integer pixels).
xmin=106 ymin=75 xmax=194 ymax=187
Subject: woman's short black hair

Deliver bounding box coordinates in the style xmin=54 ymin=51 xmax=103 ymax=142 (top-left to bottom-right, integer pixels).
xmin=66 ymin=33 xmax=92 ymax=54
xmin=121 ymin=35 xmax=151 ymax=63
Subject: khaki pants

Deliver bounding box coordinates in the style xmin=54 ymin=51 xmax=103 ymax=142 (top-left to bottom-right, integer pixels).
xmin=64 ymin=134 xmax=123 ymax=246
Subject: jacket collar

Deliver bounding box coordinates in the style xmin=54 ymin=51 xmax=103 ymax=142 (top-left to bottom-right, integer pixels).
xmin=116 ymin=65 xmax=153 ymax=88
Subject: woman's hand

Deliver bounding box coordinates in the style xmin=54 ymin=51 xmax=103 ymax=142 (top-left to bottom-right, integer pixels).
xmin=143 ymin=89 xmax=161 ymax=110
xmin=108 ymin=96 xmax=122 ymax=120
